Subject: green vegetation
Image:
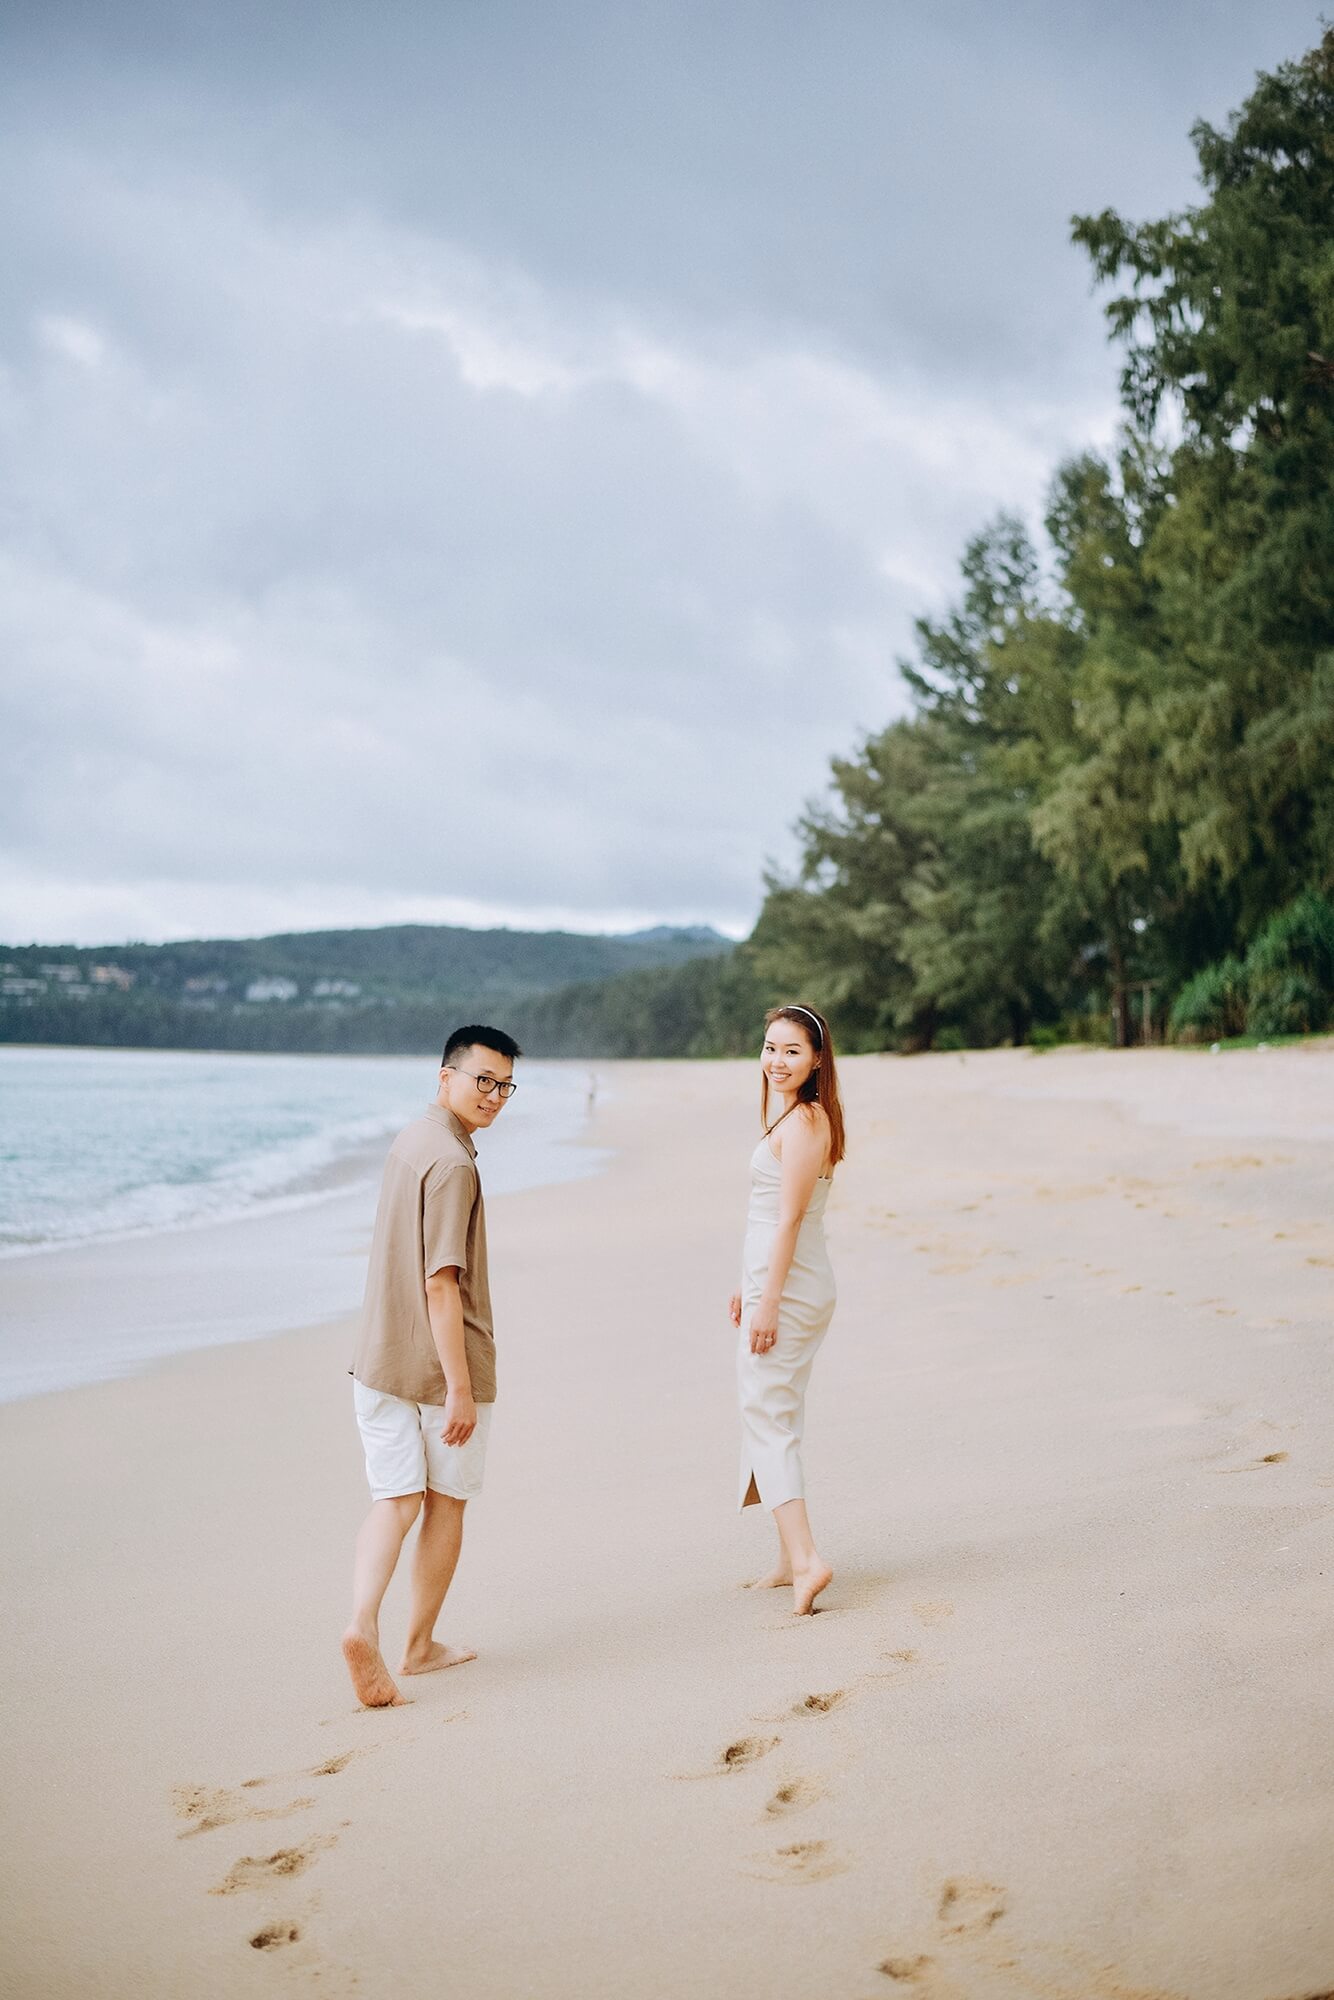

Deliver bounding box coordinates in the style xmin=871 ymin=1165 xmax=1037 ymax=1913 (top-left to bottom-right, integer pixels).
xmin=551 ymin=30 xmax=1334 ymax=1063
xmin=4 ymin=34 xmax=1331 ymax=1065
xmin=0 ymin=924 xmax=731 ymax=1055
xmin=506 ymin=947 xmax=777 ymax=1058
xmin=1171 ymin=890 xmax=1334 ymax=1041
xmin=745 ymin=29 xmax=1334 ymax=1056
xmin=1170 ymin=957 xmax=1251 ymax=1044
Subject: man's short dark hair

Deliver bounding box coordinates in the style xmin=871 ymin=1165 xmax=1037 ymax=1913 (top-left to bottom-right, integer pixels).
xmin=442 ymin=1024 xmax=523 ymax=1067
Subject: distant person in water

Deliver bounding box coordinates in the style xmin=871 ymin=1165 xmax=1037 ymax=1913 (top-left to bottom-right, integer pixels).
xmin=730 ymin=1004 xmax=845 ymax=1616
xmin=342 ymin=1025 xmax=521 ymax=1708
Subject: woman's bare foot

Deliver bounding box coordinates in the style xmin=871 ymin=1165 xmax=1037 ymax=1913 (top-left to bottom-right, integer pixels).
xmin=342 ymin=1627 xmax=407 ymax=1707
xmin=400 ymin=1640 xmax=477 ymax=1676
xmin=744 ymin=1568 xmax=793 ymax=1590
xmin=792 ymin=1563 xmax=833 ymax=1616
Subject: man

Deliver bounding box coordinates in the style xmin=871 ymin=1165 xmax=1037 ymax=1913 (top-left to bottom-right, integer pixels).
xmin=342 ymin=1025 xmax=521 ymax=1708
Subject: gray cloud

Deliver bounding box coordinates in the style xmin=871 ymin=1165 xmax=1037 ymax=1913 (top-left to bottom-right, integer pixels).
xmin=0 ymin=0 xmax=1323 ymax=941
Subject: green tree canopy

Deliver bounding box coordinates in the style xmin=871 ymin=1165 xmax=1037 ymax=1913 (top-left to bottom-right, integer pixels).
xmin=751 ymin=29 xmax=1334 ymax=1057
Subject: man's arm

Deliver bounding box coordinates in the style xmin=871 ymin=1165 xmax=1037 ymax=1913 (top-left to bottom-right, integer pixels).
xmin=425 ymin=1266 xmax=477 ymax=1446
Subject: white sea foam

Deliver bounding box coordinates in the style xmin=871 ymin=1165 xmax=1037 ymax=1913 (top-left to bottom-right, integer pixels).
xmin=0 ymin=1046 xmax=604 ymax=1258
xmin=0 ymin=1046 xmax=611 ymax=1401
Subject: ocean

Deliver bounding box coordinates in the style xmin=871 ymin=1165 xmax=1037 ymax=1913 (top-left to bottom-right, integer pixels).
xmin=0 ymin=1045 xmax=607 ymax=1400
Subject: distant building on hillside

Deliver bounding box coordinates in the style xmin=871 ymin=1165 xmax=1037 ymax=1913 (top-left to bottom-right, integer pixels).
xmin=184 ymin=976 xmax=229 ymax=995
xmin=91 ymin=964 xmax=135 ymax=990
xmin=312 ymin=979 xmax=361 ymax=999
xmin=41 ymin=964 xmax=80 ymax=983
xmin=245 ymin=977 xmax=299 ymax=1003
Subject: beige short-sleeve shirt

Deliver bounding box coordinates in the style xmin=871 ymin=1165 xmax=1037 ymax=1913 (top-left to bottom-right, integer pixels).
xmin=351 ymin=1103 xmax=496 ymax=1405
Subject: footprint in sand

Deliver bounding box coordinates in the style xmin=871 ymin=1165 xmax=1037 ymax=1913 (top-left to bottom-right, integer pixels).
xmin=173 ymin=1784 xmax=316 ymax=1839
xmin=937 ymin=1877 xmax=1007 ymax=1938
xmin=871 ymin=1647 xmax=927 ymax=1678
xmin=720 ymin=1734 xmax=779 ymax=1770
xmin=875 ymin=1877 xmax=1008 ymax=1987
xmin=210 ymin=1833 xmax=338 ymax=1896
xmin=881 ymin=1885 xmax=1207 ymax=2000
xmin=1215 ymin=1450 xmax=1291 ymax=1474
xmin=677 ymin=1734 xmax=781 ymax=1780
xmin=912 ymin=1601 xmax=954 ymax=1628
xmin=684 ymin=1690 xmax=857 ymax=1786
xmin=174 ymin=1749 xmax=364 ymax=1838
xmin=790 ymin=1688 xmax=851 ymax=1717
xmin=250 ymin=1922 xmax=302 ymax=1952
xmin=743 ymin=1838 xmax=848 ymax=1885
xmin=877 ymin=1956 xmax=964 ymax=1997
xmin=879 ymin=1955 xmax=931 ymax=1982
xmin=866 ymin=1647 xmax=942 ymax=1684
xmin=308 ymin=1752 xmax=357 ymax=1778
xmin=763 ymin=1776 xmax=825 ymax=1818
xmin=1207 ymin=1414 xmax=1297 ymax=1474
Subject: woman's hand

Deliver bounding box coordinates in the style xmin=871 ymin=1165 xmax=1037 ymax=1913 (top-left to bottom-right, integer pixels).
xmin=728 ymin=1291 xmax=742 ymax=1328
xmin=750 ymin=1300 xmax=779 ymax=1355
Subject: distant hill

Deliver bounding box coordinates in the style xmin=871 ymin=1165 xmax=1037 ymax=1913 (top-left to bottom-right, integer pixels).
xmin=0 ymin=922 xmax=734 ymax=1055
xmin=505 ymin=947 xmax=775 ymax=1058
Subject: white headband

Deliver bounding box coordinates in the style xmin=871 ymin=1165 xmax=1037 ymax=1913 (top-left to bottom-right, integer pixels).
xmin=781 ymin=1004 xmax=824 ymax=1048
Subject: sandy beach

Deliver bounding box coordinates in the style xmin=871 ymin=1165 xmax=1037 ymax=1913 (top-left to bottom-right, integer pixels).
xmin=3 ymin=1046 xmax=1333 ymax=2000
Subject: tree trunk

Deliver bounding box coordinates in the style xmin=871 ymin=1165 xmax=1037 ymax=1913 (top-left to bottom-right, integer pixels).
xmin=1108 ymin=924 xmax=1129 ymax=1048
xmin=903 ymin=1003 xmax=938 ymax=1055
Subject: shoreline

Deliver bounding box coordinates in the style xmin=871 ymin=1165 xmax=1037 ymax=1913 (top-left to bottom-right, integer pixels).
xmin=3 ymin=1047 xmax=1333 ymax=1998
xmin=0 ymin=1052 xmax=610 ymax=1402
xmin=0 ymin=1129 xmax=393 ymax=1268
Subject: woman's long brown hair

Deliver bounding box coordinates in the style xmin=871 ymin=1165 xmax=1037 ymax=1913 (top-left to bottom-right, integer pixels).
xmin=760 ymin=1004 xmax=846 ymax=1167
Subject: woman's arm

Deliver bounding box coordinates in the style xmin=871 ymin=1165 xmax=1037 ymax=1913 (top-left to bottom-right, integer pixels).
xmin=749 ymin=1108 xmax=828 ymax=1354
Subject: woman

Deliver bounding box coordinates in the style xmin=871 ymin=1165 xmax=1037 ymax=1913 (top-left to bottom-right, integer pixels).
xmin=730 ymin=1003 xmax=845 ymax=1616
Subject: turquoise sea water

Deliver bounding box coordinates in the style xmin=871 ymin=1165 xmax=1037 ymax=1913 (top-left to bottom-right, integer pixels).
xmin=0 ymin=1046 xmax=607 ymax=1401
xmin=0 ymin=1045 xmax=602 ymax=1257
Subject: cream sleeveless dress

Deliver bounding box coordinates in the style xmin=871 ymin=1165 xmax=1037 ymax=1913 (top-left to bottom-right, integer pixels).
xmin=736 ymin=1132 xmax=836 ymax=1510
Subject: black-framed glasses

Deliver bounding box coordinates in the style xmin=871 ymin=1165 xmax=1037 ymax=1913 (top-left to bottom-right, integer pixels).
xmin=450 ymin=1067 xmax=517 ymax=1100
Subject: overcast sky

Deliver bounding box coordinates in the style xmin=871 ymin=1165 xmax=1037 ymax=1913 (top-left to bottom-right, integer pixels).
xmin=1 ymin=1 xmax=1322 ymax=945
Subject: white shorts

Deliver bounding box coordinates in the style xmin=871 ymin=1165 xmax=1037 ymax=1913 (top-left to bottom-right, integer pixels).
xmin=353 ymin=1379 xmax=493 ymax=1503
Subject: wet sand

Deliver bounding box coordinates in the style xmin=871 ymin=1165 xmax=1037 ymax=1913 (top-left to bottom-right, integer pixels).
xmin=2 ymin=1047 xmax=1332 ymax=1999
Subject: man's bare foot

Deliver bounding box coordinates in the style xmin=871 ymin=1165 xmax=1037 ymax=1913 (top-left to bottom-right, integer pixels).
xmin=744 ymin=1568 xmax=793 ymax=1590
xmin=342 ymin=1627 xmax=407 ymax=1707
xmin=400 ymin=1641 xmax=477 ymax=1676
xmin=792 ymin=1563 xmax=833 ymax=1616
